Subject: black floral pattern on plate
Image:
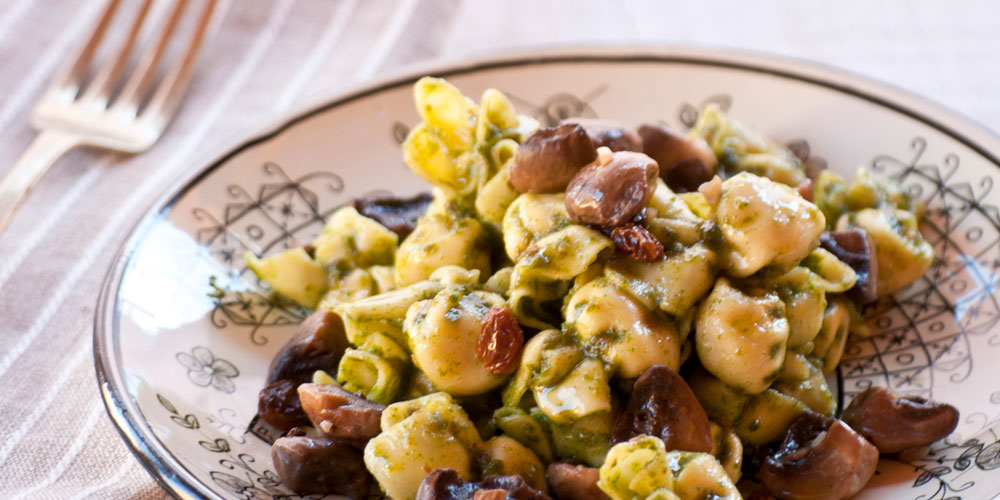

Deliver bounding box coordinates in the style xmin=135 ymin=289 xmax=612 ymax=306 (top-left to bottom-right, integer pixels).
xmin=176 ymin=346 xmax=240 ymax=394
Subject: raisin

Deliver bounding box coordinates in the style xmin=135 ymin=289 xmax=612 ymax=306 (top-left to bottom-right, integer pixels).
xmin=477 ymin=306 xmax=524 ymax=376
xmin=611 ymin=224 xmax=664 ymax=262
xmin=258 ymin=379 xmax=310 ymax=432
xmin=796 ymin=178 xmax=814 ymax=202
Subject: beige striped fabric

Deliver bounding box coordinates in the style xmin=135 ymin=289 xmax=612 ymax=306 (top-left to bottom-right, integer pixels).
xmin=0 ymin=1 xmax=997 ymax=498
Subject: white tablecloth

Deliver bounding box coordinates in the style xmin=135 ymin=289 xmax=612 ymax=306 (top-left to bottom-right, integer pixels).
xmin=1 ymin=0 xmax=998 ymax=497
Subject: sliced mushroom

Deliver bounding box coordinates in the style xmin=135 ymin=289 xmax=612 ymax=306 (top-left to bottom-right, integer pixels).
xmin=416 ymin=469 xmax=552 ymax=500
xmin=565 ymin=151 xmax=659 ymax=229
xmin=258 ymin=379 xmax=310 ymax=432
xmin=353 ymin=191 xmax=433 ymax=238
xmin=612 ymin=364 xmax=713 ymax=453
xmin=546 ymin=462 xmax=610 ymax=500
xmin=819 ymin=229 xmax=879 ymax=304
xmin=509 ymin=123 xmax=597 ymax=194
xmin=562 ymin=118 xmax=642 ymax=152
xmin=637 ymin=123 xmax=718 ymax=193
xmin=758 ymin=412 xmax=878 ymax=500
xmin=841 ymin=386 xmax=959 ymax=454
xmin=271 ymin=435 xmax=372 ymax=498
xmin=297 ymin=382 xmax=385 ymax=444
xmin=267 ymin=310 xmax=350 ymax=384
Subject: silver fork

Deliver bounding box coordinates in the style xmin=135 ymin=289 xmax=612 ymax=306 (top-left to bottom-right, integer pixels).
xmin=0 ymin=0 xmax=217 ymax=237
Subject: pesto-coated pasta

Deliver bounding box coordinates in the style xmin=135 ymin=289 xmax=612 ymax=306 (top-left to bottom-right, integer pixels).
xmin=715 ymin=172 xmax=825 ymax=277
xmin=394 ymin=197 xmax=491 ymax=286
xmin=565 ymin=278 xmax=681 ymax=378
xmin=255 ymin=78 xmax=943 ymax=499
xmin=604 ymin=243 xmax=717 ymax=316
xmin=848 ymin=207 xmax=933 ymax=297
xmin=405 ymin=284 xmax=508 ymax=395
xmin=313 ymin=206 xmax=398 ymax=269
xmin=365 ymin=392 xmax=480 ymax=500
xmin=508 ymin=225 xmax=612 ymax=329
xmin=695 ymin=278 xmax=789 ymax=394
xmin=692 ymin=103 xmax=805 ymax=187
xmin=502 ymin=192 xmax=571 ymax=261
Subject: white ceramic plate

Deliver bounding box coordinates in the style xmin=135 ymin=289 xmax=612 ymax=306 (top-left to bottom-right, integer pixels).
xmin=95 ymin=46 xmax=1000 ymax=500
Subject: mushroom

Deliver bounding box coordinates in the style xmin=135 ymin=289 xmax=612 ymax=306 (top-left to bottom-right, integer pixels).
xmin=546 ymin=462 xmax=610 ymax=500
xmin=637 ymin=123 xmax=718 ymax=193
xmin=612 ymin=364 xmax=713 ymax=453
xmin=561 ymin=118 xmax=642 ymax=152
xmin=841 ymin=386 xmax=959 ymax=454
xmin=819 ymin=229 xmax=879 ymax=304
xmin=758 ymin=412 xmax=878 ymax=500
xmin=297 ymin=382 xmax=386 ymax=444
xmin=271 ymin=435 xmax=372 ymax=498
xmin=352 ymin=191 xmax=433 ymax=238
xmin=509 ymin=123 xmax=597 ymax=194
xmin=416 ymin=469 xmax=552 ymax=500
xmin=258 ymin=379 xmax=310 ymax=432
xmin=564 ymin=151 xmax=659 ymax=229
xmin=267 ymin=310 xmax=350 ymax=384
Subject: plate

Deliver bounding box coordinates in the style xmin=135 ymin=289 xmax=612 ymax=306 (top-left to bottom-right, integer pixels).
xmin=95 ymin=46 xmax=1000 ymax=499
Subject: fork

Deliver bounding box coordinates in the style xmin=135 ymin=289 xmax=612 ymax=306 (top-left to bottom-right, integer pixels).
xmin=0 ymin=0 xmax=217 ymax=237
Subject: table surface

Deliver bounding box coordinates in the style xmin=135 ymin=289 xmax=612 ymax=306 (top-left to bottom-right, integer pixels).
xmin=1 ymin=0 xmax=999 ymax=498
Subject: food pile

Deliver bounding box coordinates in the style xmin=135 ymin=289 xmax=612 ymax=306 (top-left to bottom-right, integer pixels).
xmin=248 ymin=77 xmax=957 ymax=500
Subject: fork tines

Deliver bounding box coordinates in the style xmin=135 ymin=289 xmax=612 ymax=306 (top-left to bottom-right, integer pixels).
xmin=34 ymin=0 xmax=217 ymax=149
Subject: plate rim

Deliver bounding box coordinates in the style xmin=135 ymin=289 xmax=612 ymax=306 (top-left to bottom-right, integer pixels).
xmin=93 ymin=44 xmax=1000 ymax=500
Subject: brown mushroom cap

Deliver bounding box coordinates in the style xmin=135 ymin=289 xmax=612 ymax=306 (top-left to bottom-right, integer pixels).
xmin=819 ymin=229 xmax=879 ymax=304
xmin=841 ymin=386 xmax=959 ymax=454
xmin=352 ymin=191 xmax=433 ymax=238
xmin=267 ymin=310 xmax=349 ymax=384
xmin=637 ymin=123 xmax=718 ymax=193
xmin=297 ymin=383 xmax=385 ymax=444
xmin=416 ymin=469 xmax=552 ymax=500
xmin=564 ymin=151 xmax=659 ymax=229
xmin=561 ymin=118 xmax=642 ymax=152
xmin=546 ymin=462 xmax=610 ymax=500
xmin=758 ymin=412 xmax=878 ymax=500
xmin=612 ymin=364 xmax=713 ymax=453
xmin=509 ymin=123 xmax=597 ymax=194
xmin=271 ymin=435 xmax=372 ymax=497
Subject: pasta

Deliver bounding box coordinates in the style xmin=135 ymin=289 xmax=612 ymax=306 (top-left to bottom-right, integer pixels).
xmin=251 ymin=77 xmax=951 ymax=500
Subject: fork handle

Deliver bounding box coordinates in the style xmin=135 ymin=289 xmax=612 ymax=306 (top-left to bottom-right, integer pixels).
xmin=0 ymin=130 xmax=82 ymax=238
